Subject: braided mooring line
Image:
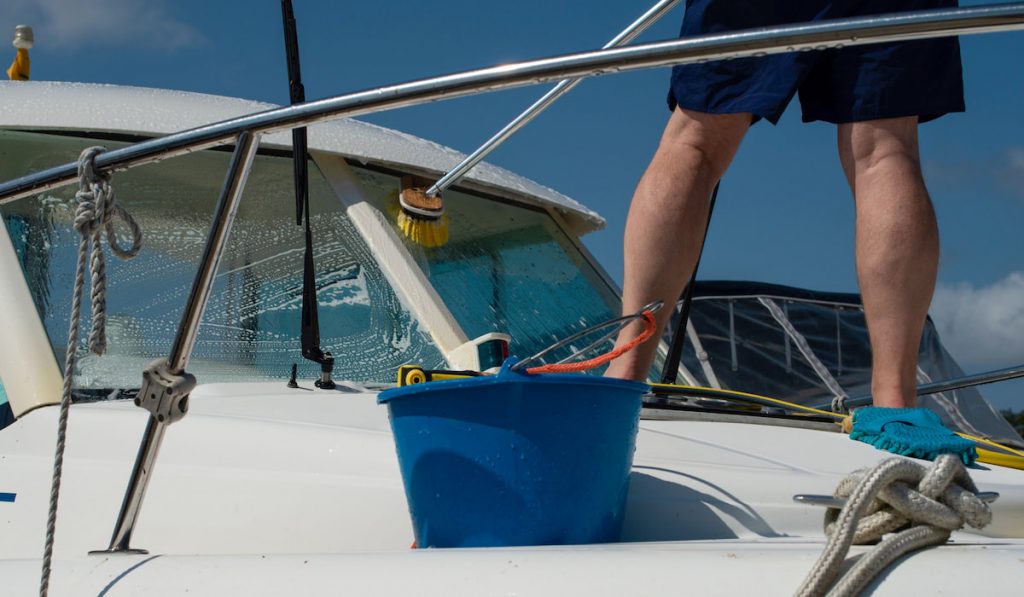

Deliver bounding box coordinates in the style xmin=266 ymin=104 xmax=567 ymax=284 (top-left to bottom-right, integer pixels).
xmin=828 ymin=525 xmax=950 ymax=597
xmin=39 ymin=147 xmax=142 ymax=597
xmin=795 ymin=454 xmax=991 ymax=597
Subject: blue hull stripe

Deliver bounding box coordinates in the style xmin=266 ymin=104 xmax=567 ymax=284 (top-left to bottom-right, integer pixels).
xmin=0 ymin=493 xmax=15 ymax=503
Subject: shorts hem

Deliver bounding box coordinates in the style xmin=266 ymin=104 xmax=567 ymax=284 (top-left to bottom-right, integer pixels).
xmin=801 ymin=101 xmax=967 ymax=125
xmin=668 ymin=92 xmax=780 ymax=125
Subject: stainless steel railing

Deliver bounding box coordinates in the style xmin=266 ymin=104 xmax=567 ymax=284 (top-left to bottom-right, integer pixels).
xmin=3 ymin=3 xmax=1024 ymax=203
xmin=831 ymin=364 xmax=1024 ymax=411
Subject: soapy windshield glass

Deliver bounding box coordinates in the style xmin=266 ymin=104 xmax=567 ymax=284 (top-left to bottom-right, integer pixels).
xmin=351 ymin=168 xmax=639 ymax=370
xmin=0 ymin=130 xmax=445 ymax=388
xmin=0 ymin=129 xmax=645 ymax=390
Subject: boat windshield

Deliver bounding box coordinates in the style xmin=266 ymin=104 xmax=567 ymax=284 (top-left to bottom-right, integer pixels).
xmin=0 ymin=129 xmax=639 ymax=391
xmin=0 ymin=129 xmax=446 ymax=388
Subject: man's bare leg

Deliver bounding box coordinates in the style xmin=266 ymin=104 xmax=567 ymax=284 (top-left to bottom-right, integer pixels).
xmin=838 ymin=118 xmax=939 ymax=408
xmin=605 ymin=108 xmax=749 ymax=381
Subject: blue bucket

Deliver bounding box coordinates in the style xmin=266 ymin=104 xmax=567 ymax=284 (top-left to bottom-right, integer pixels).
xmin=378 ymin=361 xmax=647 ymax=548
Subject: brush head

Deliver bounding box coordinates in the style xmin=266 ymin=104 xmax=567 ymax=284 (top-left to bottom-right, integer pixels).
xmin=398 ymin=176 xmax=444 ymax=218
xmin=398 ymin=175 xmax=449 ymax=247
xmin=397 ymin=210 xmax=449 ymax=248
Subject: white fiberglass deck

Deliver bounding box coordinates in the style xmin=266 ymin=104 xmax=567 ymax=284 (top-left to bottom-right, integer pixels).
xmin=2 ymin=383 xmax=1022 ymax=561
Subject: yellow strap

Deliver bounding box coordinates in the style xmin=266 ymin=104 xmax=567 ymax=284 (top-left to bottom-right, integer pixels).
xmin=975 ymin=448 xmax=1024 ymax=470
xmin=654 ymin=383 xmax=1024 ymax=470
xmin=6 ymin=48 xmax=30 ymax=81
xmin=958 ymin=431 xmax=1024 ymax=457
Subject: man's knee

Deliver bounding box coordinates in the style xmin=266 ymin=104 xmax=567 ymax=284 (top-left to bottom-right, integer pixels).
xmin=838 ymin=117 xmax=922 ymax=177
xmin=657 ymin=107 xmax=750 ymax=179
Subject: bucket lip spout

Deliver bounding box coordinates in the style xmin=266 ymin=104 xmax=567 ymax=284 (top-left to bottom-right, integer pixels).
xmin=377 ymin=359 xmax=649 ymax=404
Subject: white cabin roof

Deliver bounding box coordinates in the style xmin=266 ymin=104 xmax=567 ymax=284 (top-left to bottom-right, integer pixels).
xmin=0 ymin=81 xmax=604 ymax=234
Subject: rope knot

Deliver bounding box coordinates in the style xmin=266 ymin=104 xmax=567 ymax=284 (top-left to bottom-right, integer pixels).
xmin=73 ymin=147 xmax=107 ymax=236
xmin=826 ymin=454 xmax=991 ymax=544
xmin=72 ymin=197 xmax=98 ymax=235
xmin=799 ymin=454 xmax=992 ymax=596
xmin=71 ymin=146 xmax=143 ymax=355
xmin=76 ymin=146 xmax=111 ymax=185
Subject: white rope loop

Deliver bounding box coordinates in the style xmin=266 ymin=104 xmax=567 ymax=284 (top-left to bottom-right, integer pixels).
xmin=40 ymin=147 xmax=142 ymax=597
xmin=73 ymin=146 xmax=142 ymax=355
xmin=797 ymin=454 xmax=991 ymax=597
xmin=827 ymin=525 xmax=951 ymax=597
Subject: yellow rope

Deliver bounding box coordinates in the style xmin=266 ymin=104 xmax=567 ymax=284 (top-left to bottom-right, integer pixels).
xmin=652 ymin=383 xmax=1024 ymax=470
xmin=975 ymin=449 xmax=1024 ymax=470
xmin=959 ymin=432 xmax=1024 ymax=457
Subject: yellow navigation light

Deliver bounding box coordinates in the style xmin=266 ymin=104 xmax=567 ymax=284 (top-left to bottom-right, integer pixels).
xmin=6 ymin=25 xmax=33 ymax=82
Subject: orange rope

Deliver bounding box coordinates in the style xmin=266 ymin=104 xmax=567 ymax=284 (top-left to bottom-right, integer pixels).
xmin=526 ymin=311 xmax=657 ymax=374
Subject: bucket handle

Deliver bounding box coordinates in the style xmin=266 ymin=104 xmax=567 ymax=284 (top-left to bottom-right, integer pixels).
xmin=513 ymin=301 xmax=663 ymax=374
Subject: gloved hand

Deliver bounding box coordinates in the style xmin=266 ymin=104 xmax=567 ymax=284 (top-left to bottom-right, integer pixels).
xmin=848 ymin=406 xmax=978 ymax=465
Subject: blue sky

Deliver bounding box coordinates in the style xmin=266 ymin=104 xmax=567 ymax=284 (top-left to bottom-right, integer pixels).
xmin=3 ymin=0 xmax=1022 ymax=408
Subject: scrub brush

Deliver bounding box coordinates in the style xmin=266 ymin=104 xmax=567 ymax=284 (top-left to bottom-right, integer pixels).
xmin=398 ymin=175 xmax=449 ymax=248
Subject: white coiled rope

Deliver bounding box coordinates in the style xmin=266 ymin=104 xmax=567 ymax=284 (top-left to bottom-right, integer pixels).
xmin=796 ymin=454 xmax=992 ymax=597
xmin=39 ymin=147 xmax=142 ymax=597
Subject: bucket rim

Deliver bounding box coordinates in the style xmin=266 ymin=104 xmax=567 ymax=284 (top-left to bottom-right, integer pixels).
xmin=377 ymin=364 xmax=649 ymax=405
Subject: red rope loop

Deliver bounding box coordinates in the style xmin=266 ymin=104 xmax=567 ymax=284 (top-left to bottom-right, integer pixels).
xmin=526 ymin=310 xmax=657 ymax=375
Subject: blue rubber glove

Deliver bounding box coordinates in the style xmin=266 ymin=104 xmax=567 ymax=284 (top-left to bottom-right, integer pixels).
xmin=849 ymin=406 xmax=978 ymax=465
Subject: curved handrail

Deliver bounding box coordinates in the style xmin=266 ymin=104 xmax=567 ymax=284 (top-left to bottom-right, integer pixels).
xmin=826 ymin=364 xmax=1024 ymax=411
xmin=2 ymin=3 xmax=1024 ymax=203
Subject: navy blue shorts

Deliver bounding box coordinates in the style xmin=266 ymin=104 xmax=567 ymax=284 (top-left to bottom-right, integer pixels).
xmin=668 ymin=0 xmax=965 ymax=124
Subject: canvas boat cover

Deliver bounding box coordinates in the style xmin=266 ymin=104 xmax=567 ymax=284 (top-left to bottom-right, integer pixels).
xmin=671 ymin=281 xmax=1022 ymax=447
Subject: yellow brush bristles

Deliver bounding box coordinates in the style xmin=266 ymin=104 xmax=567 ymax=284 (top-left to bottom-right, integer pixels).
xmin=396 ymin=175 xmax=449 ymax=247
xmin=397 ymin=211 xmax=449 ymax=248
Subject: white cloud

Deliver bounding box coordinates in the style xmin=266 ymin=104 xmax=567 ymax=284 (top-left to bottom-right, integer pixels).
xmin=1004 ymin=146 xmax=1024 ymax=197
xmin=930 ymin=272 xmax=1024 ymax=370
xmin=1009 ymin=147 xmax=1024 ymax=171
xmin=924 ymin=145 xmax=1024 ymax=201
xmin=0 ymin=0 xmax=203 ymax=50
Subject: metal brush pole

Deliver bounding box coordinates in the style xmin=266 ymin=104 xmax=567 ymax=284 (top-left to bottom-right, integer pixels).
xmin=425 ymin=0 xmax=682 ymax=197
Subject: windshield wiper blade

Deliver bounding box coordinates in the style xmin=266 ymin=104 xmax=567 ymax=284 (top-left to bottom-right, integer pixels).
xmin=283 ymin=0 xmax=335 ymax=389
